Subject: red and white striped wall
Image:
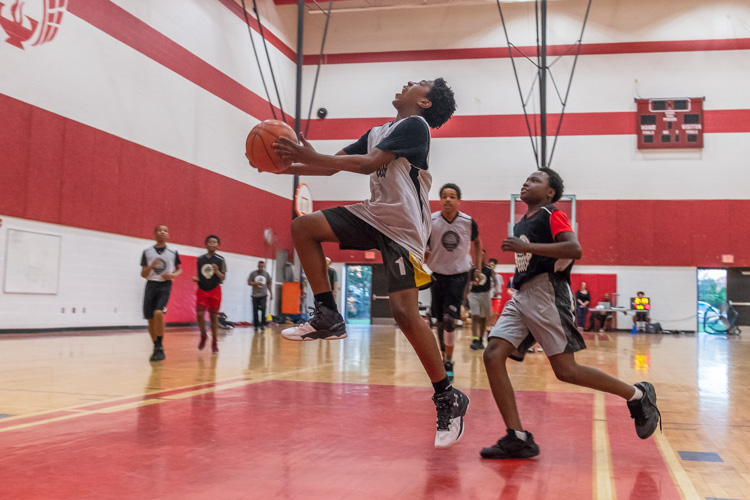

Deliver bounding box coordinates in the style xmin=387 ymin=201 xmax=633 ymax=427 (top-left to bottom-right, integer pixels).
xmin=1 ymin=0 xmax=748 ymax=330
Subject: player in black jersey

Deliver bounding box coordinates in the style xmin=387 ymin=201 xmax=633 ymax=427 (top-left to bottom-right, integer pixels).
xmin=193 ymin=235 xmax=226 ymax=354
xmin=480 ymin=168 xmax=661 ymax=460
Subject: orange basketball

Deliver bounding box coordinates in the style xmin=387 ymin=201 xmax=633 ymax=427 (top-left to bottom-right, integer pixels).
xmin=245 ymin=120 xmax=297 ymax=173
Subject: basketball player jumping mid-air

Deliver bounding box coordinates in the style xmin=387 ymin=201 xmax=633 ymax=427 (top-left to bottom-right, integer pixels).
xmin=273 ymin=79 xmax=469 ymax=449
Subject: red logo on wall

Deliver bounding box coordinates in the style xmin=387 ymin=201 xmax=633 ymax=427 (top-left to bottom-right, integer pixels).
xmin=0 ymin=0 xmax=67 ymax=49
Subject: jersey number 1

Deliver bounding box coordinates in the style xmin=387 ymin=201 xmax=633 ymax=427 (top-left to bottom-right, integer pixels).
xmin=395 ymin=257 xmax=406 ymax=276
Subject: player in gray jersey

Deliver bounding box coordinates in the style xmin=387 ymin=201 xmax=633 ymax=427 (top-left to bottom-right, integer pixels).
xmin=274 ymin=78 xmax=470 ymax=449
xmin=140 ymin=225 xmax=182 ymax=362
xmin=425 ymin=183 xmax=483 ymax=381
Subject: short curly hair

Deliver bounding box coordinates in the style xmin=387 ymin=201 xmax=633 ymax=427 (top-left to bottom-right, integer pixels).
xmin=440 ymin=183 xmax=462 ymax=200
xmin=422 ymin=78 xmax=456 ymax=129
xmin=539 ymin=167 xmax=564 ymax=203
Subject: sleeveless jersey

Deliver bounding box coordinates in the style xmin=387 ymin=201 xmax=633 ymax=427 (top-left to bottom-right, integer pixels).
xmin=511 ymin=204 xmax=574 ymax=289
xmin=426 ymin=211 xmax=477 ymax=275
xmin=141 ymin=246 xmax=180 ymax=282
xmin=343 ymin=116 xmax=432 ymax=258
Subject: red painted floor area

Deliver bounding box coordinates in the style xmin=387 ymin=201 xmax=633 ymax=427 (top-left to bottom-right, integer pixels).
xmin=0 ymin=381 xmax=676 ymax=499
xmin=606 ymin=394 xmax=682 ymax=500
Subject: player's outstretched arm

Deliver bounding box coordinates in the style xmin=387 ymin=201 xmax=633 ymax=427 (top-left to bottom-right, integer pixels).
xmin=274 ymin=134 xmax=395 ymax=175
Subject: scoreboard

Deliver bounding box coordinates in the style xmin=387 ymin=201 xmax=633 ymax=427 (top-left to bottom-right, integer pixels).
xmin=636 ymin=98 xmax=704 ymax=149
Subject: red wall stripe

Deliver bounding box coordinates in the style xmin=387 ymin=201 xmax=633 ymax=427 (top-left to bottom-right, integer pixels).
xmin=218 ymin=1 xmax=750 ymax=65
xmin=313 ymin=199 xmax=750 ymax=268
xmin=67 ymin=0 xmax=287 ymax=124
xmin=65 ymin=1 xmax=750 ymax=140
xmin=217 ymin=0 xmax=297 ymax=61
xmin=303 ymin=38 xmax=750 ymax=65
xmin=0 ymin=93 xmax=293 ymax=257
xmin=304 ymin=109 xmax=750 ymax=140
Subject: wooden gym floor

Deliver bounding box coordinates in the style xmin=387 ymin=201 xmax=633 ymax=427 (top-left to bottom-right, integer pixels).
xmin=0 ymin=325 xmax=747 ymax=499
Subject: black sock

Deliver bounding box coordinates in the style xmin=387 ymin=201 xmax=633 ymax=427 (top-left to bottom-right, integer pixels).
xmin=432 ymin=377 xmax=452 ymax=394
xmin=154 ymin=336 xmax=163 ymax=347
xmin=314 ymin=292 xmax=338 ymax=311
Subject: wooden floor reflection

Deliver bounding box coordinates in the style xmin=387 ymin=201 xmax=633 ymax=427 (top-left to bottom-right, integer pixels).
xmin=0 ymin=325 xmax=747 ymax=499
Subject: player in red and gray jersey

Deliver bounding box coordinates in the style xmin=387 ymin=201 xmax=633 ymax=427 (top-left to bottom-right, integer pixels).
xmin=481 ymin=168 xmax=661 ymax=460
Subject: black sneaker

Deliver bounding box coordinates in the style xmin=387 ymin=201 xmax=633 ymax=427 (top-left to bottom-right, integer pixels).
xmin=444 ymin=360 xmax=454 ymax=382
xmin=470 ymin=338 xmax=484 ymax=350
xmin=281 ymin=301 xmax=347 ymax=341
xmin=480 ymin=429 xmax=540 ymax=459
xmin=627 ymin=381 xmax=661 ymax=439
xmin=150 ymin=346 xmax=165 ymax=362
xmin=198 ymin=332 xmax=208 ymax=350
xmin=433 ymin=388 xmax=470 ymax=449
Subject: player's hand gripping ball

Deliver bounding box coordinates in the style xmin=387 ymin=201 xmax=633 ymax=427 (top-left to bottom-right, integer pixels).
xmin=245 ymin=120 xmax=297 ymax=173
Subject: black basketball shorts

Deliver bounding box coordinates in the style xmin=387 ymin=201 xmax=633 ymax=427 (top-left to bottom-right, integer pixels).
xmin=322 ymin=207 xmax=431 ymax=293
xmin=143 ymin=280 xmax=172 ymax=319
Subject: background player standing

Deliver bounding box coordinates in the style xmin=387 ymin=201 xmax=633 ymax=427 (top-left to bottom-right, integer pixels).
xmin=194 ymin=235 xmax=226 ymax=354
xmin=469 ymin=250 xmax=498 ymax=351
xmin=481 ymin=168 xmax=661 ymax=459
xmin=248 ymin=261 xmax=272 ymax=333
xmin=140 ymin=225 xmax=182 ymax=362
xmin=425 ymin=183 xmax=483 ymax=381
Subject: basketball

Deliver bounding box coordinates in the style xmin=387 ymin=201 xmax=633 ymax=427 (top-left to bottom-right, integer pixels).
xmin=245 ymin=120 xmax=297 ymax=173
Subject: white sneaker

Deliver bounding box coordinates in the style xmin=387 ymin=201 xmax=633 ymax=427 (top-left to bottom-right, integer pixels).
xmin=432 ymin=388 xmax=470 ymax=449
xmin=280 ymin=302 xmax=347 ymax=341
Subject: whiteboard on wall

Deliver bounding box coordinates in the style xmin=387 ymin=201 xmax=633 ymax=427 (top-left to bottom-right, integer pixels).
xmin=3 ymin=229 xmax=62 ymax=294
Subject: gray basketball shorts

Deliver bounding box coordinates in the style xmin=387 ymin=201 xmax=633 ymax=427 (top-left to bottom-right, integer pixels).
xmin=469 ymin=291 xmax=491 ymax=318
xmin=488 ymin=273 xmax=586 ymax=361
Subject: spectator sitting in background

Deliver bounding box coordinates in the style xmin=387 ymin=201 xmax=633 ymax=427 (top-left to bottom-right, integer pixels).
xmin=633 ymin=291 xmax=651 ymax=326
xmin=588 ymin=293 xmax=613 ymax=332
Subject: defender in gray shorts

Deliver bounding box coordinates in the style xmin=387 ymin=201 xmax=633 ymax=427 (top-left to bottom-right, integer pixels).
xmin=489 ymin=272 xmax=584 ymax=360
xmin=481 ymin=168 xmax=661 ymax=461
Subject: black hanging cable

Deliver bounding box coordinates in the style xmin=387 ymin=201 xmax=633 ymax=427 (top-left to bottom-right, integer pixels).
xmin=252 ymin=0 xmax=287 ymax=123
xmin=496 ymin=0 xmax=539 ymax=166
xmin=304 ymin=0 xmax=334 ymax=138
xmin=548 ymin=0 xmax=592 ymax=166
xmin=240 ymin=0 xmax=276 ymax=119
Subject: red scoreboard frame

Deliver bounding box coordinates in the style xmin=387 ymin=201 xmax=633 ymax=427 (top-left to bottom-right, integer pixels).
xmin=636 ymin=98 xmax=704 ymax=149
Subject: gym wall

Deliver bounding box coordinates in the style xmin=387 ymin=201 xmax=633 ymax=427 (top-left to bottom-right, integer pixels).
xmin=293 ymin=0 xmax=750 ymax=331
xmin=0 ymin=0 xmax=298 ymax=329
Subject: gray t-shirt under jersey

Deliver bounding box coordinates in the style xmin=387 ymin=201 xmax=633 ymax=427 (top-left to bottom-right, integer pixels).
xmin=343 ymin=116 xmax=432 ymax=259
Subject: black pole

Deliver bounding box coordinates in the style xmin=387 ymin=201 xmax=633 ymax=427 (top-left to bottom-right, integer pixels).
xmin=539 ymin=0 xmax=547 ymax=168
xmin=292 ymin=0 xmax=304 ymax=219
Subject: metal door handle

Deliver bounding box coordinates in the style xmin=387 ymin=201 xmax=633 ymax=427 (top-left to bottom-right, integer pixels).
xmin=372 ymin=295 xmax=389 ymax=300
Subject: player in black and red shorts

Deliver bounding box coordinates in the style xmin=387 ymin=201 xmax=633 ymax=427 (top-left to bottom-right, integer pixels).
xmin=194 ymin=235 xmax=226 ymax=354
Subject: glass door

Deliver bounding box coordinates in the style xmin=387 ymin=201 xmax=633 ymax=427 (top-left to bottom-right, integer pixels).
xmin=344 ymin=265 xmax=372 ymax=325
